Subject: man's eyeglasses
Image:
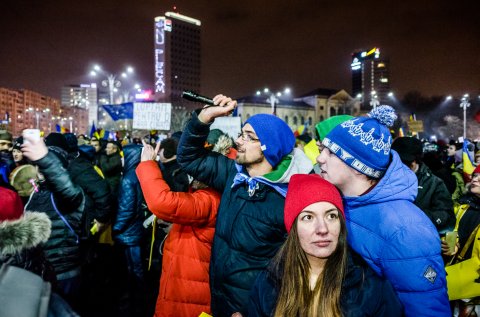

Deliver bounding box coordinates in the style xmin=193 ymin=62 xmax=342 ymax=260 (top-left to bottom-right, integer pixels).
xmin=237 ymin=132 xmax=260 ymax=143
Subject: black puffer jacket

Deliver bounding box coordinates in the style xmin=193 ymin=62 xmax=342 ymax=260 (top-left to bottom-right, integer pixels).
xmin=113 ymin=144 xmax=146 ymax=246
xmin=0 ymin=211 xmax=56 ymax=284
xmin=248 ymin=250 xmax=404 ymax=317
xmin=25 ymin=151 xmax=84 ymax=279
xmin=177 ymin=112 xmax=313 ymax=316
xmin=68 ymin=152 xmax=113 ymax=236
xmin=414 ymin=163 xmax=456 ymax=234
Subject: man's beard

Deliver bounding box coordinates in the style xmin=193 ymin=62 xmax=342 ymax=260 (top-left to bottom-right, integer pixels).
xmin=235 ymin=151 xmax=265 ymax=168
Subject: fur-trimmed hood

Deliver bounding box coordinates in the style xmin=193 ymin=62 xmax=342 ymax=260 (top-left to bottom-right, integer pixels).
xmin=0 ymin=212 xmax=51 ymax=255
xmin=212 ymin=134 xmax=234 ymax=156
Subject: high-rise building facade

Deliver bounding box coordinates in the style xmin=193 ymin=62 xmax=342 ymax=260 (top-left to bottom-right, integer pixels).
xmin=154 ymin=12 xmax=201 ymax=111
xmin=61 ymin=84 xmax=98 ymax=126
xmin=0 ymin=87 xmax=88 ymax=136
xmin=351 ymin=47 xmax=390 ymax=108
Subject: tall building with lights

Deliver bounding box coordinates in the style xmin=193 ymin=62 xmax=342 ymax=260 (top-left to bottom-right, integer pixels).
xmin=351 ymin=48 xmax=390 ymax=108
xmin=61 ymin=84 xmax=98 ymax=126
xmin=154 ymin=12 xmax=201 ymax=111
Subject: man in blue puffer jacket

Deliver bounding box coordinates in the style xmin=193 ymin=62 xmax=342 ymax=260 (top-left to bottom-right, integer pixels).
xmin=317 ymin=106 xmax=450 ymax=316
xmin=113 ymin=144 xmax=147 ymax=317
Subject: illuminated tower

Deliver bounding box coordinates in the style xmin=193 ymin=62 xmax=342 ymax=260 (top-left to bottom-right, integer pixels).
xmin=154 ymin=12 xmax=201 ymax=111
xmin=351 ymin=48 xmax=390 ymax=108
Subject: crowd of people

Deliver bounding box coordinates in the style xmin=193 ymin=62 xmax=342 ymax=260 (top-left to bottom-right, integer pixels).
xmin=0 ymin=93 xmax=479 ymax=317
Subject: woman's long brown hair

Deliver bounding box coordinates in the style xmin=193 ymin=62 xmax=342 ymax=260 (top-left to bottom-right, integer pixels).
xmin=271 ymin=214 xmax=347 ymax=317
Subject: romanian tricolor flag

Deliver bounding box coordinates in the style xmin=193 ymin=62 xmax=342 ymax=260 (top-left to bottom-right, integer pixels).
xmin=294 ymin=123 xmax=308 ymax=137
xmin=462 ymin=140 xmax=475 ymax=180
xmin=55 ymin=124 xmax=67 ymax=134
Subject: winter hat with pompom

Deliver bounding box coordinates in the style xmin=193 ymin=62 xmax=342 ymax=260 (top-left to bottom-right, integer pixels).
xmin=322 ymin=105 xmax=397 ymax=178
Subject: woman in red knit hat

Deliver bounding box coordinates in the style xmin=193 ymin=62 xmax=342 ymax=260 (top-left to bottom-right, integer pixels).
xmin=247 ymin=174 xmax=403 ymax=317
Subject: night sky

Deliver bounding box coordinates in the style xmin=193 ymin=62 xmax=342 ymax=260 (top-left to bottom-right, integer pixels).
xmin=1 ymin=0 xmax=479 ymax=101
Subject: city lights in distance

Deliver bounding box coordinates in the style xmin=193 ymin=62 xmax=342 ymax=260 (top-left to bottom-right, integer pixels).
xmin=446 ymin=95 xmax=452 ymax=101
xmin=388 ymin=92 xmax=394 ymax=97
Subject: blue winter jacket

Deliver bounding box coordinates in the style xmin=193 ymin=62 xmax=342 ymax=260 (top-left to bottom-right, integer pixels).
xmin=343 ymin=150 xmax=450 ymax=316
xmin=113 ymin=144 xmax=145 ymax=246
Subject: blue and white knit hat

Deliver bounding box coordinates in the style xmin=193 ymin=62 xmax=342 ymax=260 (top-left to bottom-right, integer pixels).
xmin=245 ymin=114 xmax=295 ymax=168
xmin=322 ymin=106 xmax=397 ymax=178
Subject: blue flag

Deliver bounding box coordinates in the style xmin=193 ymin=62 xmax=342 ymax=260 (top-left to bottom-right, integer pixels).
xmin=102 ymin=103 xmax=134 ymax=121
xmin=90 ymin=122 xmax=96 ymax=138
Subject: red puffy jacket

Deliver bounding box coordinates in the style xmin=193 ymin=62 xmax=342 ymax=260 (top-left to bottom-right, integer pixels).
xmin=136 ymin=161 xmax=220 ymax=317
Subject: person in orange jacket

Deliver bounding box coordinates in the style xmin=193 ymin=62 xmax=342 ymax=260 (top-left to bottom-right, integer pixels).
xmin=136 ymin=140 xmax=222 ymax=317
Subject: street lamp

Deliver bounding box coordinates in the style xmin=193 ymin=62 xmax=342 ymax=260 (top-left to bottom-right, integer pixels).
xmin=256 ymin=87 xmax=291 ymax=115
xmin=26 ymin=107 xmax=41 ymax=129
xmin=460 ymin=94 xmax=470 ymax=139
xmin=90 ymin=64 xmax=135 ymax=104
xmin=43 ymin=108 xmax=51 ymax=133
xmin=370 ymin=90 xmax=379 ymax=109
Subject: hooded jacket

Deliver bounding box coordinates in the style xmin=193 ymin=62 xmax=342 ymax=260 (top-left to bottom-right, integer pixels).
xmin=136 ymin=160 xmax=221 ymax=317
xmin=343 ymin=150 xmax=450 ymax=317
xmin=248 ymin=250 xmax=404 ymax=317
xmin=177 ymin=112 xmax=313 ymax=316
xmin=0 ymin=211 xmax=56 ymax=283
xmin=113 ymin=145 xmax=145 ymax=246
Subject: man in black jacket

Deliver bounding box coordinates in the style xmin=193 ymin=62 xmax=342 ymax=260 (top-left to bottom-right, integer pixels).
xmin=177 ymin=93 xmax=313 ymax=316
xmin=99 ymin=140 xmax=123 ymax=196
xmin=392 ymin=137 xmax=456 ymax=234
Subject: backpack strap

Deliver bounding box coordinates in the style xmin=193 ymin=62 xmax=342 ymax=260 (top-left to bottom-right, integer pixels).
xmin=50 ymin=193 xmax=79 ymax=244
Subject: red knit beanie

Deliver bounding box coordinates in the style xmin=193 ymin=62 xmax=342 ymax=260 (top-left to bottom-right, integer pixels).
xmin=284 ymin=174 xmax=344 ymax=233
xmin=0 ymin=187 xmax=24 ymax=221
xmin=473 ymin=165 xmax=480 ymax=175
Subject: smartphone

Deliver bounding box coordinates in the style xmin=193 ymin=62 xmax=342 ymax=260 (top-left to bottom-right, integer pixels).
xmin=23 ymin=129 xmax=41 ymax=144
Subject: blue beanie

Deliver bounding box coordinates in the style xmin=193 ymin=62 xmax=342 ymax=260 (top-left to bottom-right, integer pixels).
xmin=245 ymin=114 xmax=295 ymax=167
xmin=322 ymin=106 xmax=397 ymax=178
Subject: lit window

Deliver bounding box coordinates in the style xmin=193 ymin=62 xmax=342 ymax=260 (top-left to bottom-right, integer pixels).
xmin=377 ymin=63 xmax=385 ymax=68
xmin=380 ymin=78 xmax=389 ymax=83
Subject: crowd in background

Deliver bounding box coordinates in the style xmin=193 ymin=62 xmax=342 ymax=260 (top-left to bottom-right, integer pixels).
xmin=0 ymin=96 xmax=479 ymax=317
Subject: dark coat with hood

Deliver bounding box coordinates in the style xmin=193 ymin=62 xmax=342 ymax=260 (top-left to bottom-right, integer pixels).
xmin=248 ymin=250 xmax=404 ymax=317
xmin=24 ymin=151 xmax=85 ymax=279
xmin=113 ymin=144 xmax=146 ymax=246
xmin=0 ymin=211 xmax=56 ymax=284
xmin=414 ymin=163 xmax=456 ymax=234
xmin=177 ymin=112 xmax=313 ymax=316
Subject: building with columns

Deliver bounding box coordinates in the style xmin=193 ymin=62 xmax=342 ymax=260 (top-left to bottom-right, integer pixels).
xmin=235 ymin=88 xmax=360 ymax=135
